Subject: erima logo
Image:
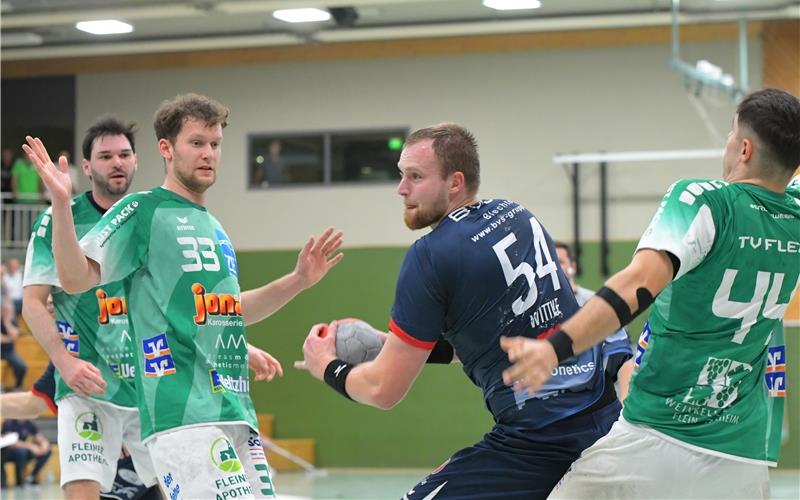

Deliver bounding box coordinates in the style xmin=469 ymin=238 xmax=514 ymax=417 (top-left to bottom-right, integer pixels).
xmin=334 ymin=364 xmax=348 ymax=377
xmin=176 ymin=215 xmax=195 ymax=231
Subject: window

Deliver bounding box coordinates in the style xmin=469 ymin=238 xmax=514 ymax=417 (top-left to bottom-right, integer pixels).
xmin=248 ymin=128 xmax=406 ymax=188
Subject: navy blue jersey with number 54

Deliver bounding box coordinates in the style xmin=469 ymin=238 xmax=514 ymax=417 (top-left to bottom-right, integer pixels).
xmin=390 ymin=199 xmax=631 ymax=428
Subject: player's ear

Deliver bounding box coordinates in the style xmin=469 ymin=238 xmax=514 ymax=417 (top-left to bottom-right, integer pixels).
xmin=450 ymin=171 xmax=465 ymax=194
xmin=741 ymin=137 xmax=754 ymax=162
xmin=82 ymin=158 xmax=91 ymax=177
xmin=158 ymin=138 xmax=173 ymax=161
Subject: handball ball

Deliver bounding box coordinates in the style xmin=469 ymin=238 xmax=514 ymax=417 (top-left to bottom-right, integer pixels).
xmin=319 ymin=318 xmax=383 ymax=364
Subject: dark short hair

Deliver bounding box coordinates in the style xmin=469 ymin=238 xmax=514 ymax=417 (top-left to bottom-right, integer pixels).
xmin=153 ymin=93 xmax=229 ymax=144
xmin=736 ymin=88 xmax=800 ymax=174
xmin=405 ymin=122 xmax=480 ymax=195
xmin=553 ymin=241 xmax=573 ymax=261
xmin=82 ymin=116 xmax=136 ymax=160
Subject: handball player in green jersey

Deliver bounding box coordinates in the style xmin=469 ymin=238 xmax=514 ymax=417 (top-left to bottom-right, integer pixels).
xmin=503 ymin=88 xmax=800 ymax=499
xmin=23 ymin=94 xmax=343 ymax=499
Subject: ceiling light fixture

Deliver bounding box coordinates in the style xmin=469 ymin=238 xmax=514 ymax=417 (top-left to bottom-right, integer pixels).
xmin=483 ymin=0 xmax=542 ymax=11
xmin=272 ymin=8 xmax=331 ymax=23
xmin=2 ymin=32 xmax=44 ymax=47
xmin=75 ymin=20 xmax=133 ymax=35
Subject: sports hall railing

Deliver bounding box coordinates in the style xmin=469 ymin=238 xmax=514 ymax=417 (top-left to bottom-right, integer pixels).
xmin=1 ymin=193 xmax=49 ymax=251
xmin=552 ymin=148 xmax=724 ymax=277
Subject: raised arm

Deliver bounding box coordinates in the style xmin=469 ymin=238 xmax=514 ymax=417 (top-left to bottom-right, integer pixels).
xmin=501 ymin=248 xmax=673 ymax=393
xmin=22 ymin=137 xmax=100 ymax=293
xmin=240 ymin=227 xmax=343 ymax=325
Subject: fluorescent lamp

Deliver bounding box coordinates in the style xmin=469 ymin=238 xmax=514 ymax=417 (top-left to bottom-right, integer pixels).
xmin=483 ymin=0 xmax=542 ymax=10
xmin=75 ymin=20 xmax=133 ymax=35
xmin=2 ymin=32 xmax=43 ymax=47
xmin=272 ymin=8 xmax=331 ymax=23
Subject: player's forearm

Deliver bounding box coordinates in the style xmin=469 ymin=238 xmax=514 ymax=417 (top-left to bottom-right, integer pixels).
xmin=345 ymin=362 xmax=407 ymax=409
xmin=22 ymin=295 xmax=73 ymax=368
xmin=50 ymin=198 xmax=99 ymax=293
xmin=617 ymin=359 xmax=635 ymax=403
xmin=241 ymin=272 xmax=305 ymax=326
xmin=563 ymin=250 xmax=672 ymax=355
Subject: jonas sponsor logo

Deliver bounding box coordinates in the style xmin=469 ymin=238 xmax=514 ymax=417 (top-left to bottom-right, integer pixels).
xmin=96 ymin=289 xmax=128 ymax=325
xmin=193 ymin=283 xmax=242 ymax=325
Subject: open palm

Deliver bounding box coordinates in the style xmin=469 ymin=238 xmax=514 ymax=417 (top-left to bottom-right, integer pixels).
xmin=22 ymin=135 xmax=73 ymax=204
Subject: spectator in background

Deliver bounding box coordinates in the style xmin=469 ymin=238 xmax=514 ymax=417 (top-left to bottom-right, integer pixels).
xmin=1 ymin=147 xmax=15 ymax=195
xmin=1 ymin=298 xmax=27 ymax=391
xmin=10 ymin=155 xmax=42 ymax=204
xmin=2 ymin=258 xmax=24 ymax=316
xmin=255 ymin=139 xmax=287 ymax=187
xmin=0 ymin=418 xmax=52 ymax=488
xmin=554 ymin=241 xmax=634 ymax=401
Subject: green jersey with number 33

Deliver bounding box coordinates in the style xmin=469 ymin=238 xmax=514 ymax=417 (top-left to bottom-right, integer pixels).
xmin=79 ymin=187 xmax=257 ymax=442
xmin=623 ymin=178 xmax=800 ymax=465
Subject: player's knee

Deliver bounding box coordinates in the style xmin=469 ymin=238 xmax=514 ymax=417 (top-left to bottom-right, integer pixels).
xmin=63 ymin=479 xmax=101 ymax=500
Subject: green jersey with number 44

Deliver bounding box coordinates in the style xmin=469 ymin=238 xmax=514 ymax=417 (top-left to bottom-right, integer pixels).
xmin=79 ymin=187 xmax=257 ymax=442
xmin=23 ymin=193 xmax=138 ymax=406
xmin=623 ymin=178 xmax=800 ymax=465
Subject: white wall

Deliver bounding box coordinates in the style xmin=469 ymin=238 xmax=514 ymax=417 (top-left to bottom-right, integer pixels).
xmin=77 ymin=38 xmax=761 ymax=250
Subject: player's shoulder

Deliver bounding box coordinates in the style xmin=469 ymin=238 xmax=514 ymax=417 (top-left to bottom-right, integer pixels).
xmin=664 ymin=178 xmax=732 ymax=205
xmin=787 ymin=175 xmax=800 ymax=200
xmin=104 ymin=189 xmax=157 ymax=215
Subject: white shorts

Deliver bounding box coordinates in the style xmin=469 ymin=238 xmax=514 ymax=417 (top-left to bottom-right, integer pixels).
xmin=146 ymin=424 xmax=276 ymax=499
xmin=57 ymin=395 xmax=158 ymax=492
xmin=549 ymin=418 xmax=770 ymax=499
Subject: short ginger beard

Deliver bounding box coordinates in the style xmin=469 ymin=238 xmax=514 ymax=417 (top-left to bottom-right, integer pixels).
xmin=175 ymin=165 xmax=215 ymax=194
xmin=403 ymin=192 xmax=449 ymax=230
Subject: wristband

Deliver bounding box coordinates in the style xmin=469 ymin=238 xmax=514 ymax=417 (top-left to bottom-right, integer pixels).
xmin=324 ymin=359 xmax=354 ymax=400
xmin=546 ymin=328 xmax=575 ymax=363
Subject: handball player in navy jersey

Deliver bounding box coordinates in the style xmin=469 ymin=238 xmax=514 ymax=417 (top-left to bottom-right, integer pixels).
xmin=299 ymin=123 xmax=632 ymax=499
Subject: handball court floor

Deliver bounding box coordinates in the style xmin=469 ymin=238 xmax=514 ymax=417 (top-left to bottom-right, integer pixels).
xmin=2 ymin=468 xmax=798 ymax=499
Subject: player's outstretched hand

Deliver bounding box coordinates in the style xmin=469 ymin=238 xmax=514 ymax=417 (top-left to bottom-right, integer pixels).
xmin=293 ymin=323 xmax=337 ymax=380
xmin=247 ymin=343 xmax=283 ymax=382
xmin=57 ymin=356 xmax=107 ymax=398
xmin=500 ymin=336 xmax=558 ymax=394
xmin=22 ymin=136 xmax=73 ymax=205
xmin=294 ymin=227 xmax=344 ymax=289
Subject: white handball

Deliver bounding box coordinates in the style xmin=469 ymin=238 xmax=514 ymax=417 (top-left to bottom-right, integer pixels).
xmin=320 ymin=319 xmax=384 ymax=364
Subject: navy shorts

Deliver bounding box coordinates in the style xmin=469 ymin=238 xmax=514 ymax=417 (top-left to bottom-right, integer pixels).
xmin=32 ymin=362 xmax=57 ymax=414
xmin=403 ymin=400 xmax=622 ymax=500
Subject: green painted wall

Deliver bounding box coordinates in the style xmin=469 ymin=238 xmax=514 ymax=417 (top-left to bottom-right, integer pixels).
xmin=239 ymin=242 xmax=799 ymax=469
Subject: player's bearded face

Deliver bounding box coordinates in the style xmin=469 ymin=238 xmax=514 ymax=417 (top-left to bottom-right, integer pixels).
xmin=403 ymin=188 xmax=449 ymax=230
xmin=88 ymin=135 xmax=136 ymax=197
xmin=398 ymin=141 xmax=451 ymax=230
xmin=170 ymin=119 xmax=222 ymax=194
